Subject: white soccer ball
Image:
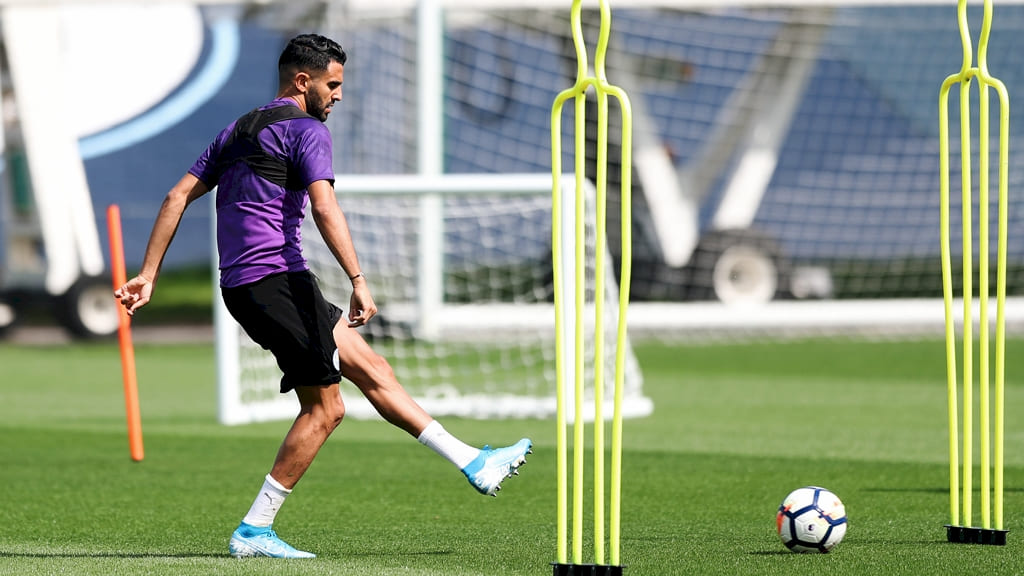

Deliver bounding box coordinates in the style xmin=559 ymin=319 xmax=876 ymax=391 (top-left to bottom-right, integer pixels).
xmin=776 ymin=486 xmax=848 ymax=553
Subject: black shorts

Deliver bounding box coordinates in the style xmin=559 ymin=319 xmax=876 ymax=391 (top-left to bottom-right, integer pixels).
xmin=221 ymin=270 xmax=344 ymax=393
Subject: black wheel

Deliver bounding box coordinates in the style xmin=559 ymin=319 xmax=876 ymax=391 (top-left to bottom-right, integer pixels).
xmin=687 ymin=229 xmax=789 ymax=304
xmin=57 ymin=276 xmax=119 ymax=339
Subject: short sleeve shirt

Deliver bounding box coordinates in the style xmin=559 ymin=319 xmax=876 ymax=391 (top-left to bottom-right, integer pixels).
xmin=190 ymin=98 xmax=335 ymax=288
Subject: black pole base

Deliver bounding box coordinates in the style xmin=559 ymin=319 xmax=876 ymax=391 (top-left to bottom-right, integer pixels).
xmin=945 ymin=525 xmax=1009 ymax=545
xmin=552 ymin=563 xmax=624 ymax=576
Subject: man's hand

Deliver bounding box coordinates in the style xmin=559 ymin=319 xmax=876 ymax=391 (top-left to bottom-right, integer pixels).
xmin=347 ymin=278 xmax=377 ymax=327
xmin=114 ymin=274 xmax=155 ymax=316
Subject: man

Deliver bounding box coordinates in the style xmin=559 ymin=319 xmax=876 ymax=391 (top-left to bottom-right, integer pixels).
xmin=115 ymin=34 xmax=531 ymax=559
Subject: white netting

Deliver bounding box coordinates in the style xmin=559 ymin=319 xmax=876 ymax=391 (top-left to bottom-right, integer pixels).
xmin=218 ymin=1 xmax=1024 ymax=422
xmin=318 ymin=3 xmax=1024 ymax=305
xmin=321 ymin=182 xmax=644 ymax=414
xmin=222 ymin=175 xmax=650 ymax=424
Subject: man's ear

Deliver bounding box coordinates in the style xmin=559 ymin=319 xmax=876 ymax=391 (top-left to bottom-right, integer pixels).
xmin=293 ymin=71 xmax=311 ymax=94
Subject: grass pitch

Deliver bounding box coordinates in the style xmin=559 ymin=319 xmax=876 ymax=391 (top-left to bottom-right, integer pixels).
xmin=0 ymin=337 xmax=1021 ymax=575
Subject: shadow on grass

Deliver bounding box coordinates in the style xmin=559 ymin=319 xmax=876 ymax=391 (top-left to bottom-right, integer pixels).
xmin=339 ymin=549 xmax=454 ymax=558
xmin=2 ymin=549 xmax=457 ymax=560
xmin=0 ymin=551 xmax=223 ymax=559
xmin=863 ymin=486 xmax=1024 ymax=494
xmin=850 ymin=538 xmax=959 ymax=545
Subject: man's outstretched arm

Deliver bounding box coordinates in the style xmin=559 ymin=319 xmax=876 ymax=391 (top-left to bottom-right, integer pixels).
xmin=307 ymin=179 xmax=377 ymax=327
xmin=115 ymin=173 xmax=209 ymax=315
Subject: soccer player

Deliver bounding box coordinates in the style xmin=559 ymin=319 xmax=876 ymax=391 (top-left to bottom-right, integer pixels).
xmin=114 ymin=33 xmax=532 ymax=559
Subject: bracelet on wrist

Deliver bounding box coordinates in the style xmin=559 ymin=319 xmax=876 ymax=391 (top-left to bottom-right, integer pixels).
xmin=350 ymin=272 xmax=366 ymax=281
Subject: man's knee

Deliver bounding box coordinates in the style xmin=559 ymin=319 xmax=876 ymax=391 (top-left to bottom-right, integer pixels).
xmin=366 ymin=352 xmax=396 ymax=382
xmin=296 ymin=385 xmax=346 ymax=429
xmin=321 ymin=393 xmax=346 ymax=429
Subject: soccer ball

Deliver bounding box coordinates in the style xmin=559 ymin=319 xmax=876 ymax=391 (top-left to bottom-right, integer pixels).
xmin=776 ymin=486 xmax=847 ymax=553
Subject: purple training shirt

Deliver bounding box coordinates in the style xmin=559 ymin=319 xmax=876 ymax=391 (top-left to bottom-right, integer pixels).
xmin=190 ymin=98 xmax=335 ymax=288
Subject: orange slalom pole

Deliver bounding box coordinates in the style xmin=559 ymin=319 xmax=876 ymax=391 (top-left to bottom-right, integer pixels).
xmin=107 ymin=205 xmax=144 ymax=462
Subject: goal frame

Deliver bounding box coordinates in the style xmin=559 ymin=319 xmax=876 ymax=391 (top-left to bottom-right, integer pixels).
xmin=215 ymin=173 xmax=652 ymax=425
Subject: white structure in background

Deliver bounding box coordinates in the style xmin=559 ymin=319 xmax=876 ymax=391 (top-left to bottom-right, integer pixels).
xmin=0 ymin=1 xmax=205 ymax=336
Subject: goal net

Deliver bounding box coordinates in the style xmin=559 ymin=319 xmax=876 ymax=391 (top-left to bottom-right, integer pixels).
xmin=318 ymin=0 xmax=1024 ymax=327
xmin=216 ymin=174 xmax=650 ymax=425
xmin=216 ymin=0 xmax=1024 ymax=421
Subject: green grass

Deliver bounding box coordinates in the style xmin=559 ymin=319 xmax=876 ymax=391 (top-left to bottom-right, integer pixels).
xmin=1 ymin=338 xmax=1022 ymax=575
xmin=130 ymin=267 xmax=215 ymax=326
xmin=10 ymin=266 xmax=215 ymax=328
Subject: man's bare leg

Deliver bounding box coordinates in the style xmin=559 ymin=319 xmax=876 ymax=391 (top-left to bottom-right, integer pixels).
xmin=333 ymin=322 xmax=430 ymax=435
xmin=270 ymin=383 xmax=347 ymax=489
xmin=230 ymin=385 xmax=342 ymax=559
xmin=333 ymin=323 xmax=532 ymax=495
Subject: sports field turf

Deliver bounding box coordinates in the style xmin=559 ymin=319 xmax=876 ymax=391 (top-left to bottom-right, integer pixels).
xmin=1 ymin=336 xmax=1022 ymax=575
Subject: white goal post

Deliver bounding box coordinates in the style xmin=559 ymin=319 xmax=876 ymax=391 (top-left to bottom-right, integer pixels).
xmin=216 ymin=173 xmax=651 ymax=426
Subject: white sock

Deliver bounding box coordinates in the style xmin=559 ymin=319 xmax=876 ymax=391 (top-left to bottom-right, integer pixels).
xmin=242 ymin=474 xmax=291 ymax=527
xmin=417 ymin=420 xmax=481 ymax=469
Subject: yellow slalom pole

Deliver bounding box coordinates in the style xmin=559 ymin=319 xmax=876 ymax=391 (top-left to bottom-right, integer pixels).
xmin=940 ymin=0 xmax=1009 ymax=543
xmin=959 ymin=43 xmax=974 ymax=533
xmin=593 ymin=11 xmax=608 ymax=568
xmin=606 ymin=64 xmax=632 ymax=575
xmin=551 ymin=0 xmax=588 ymax=565
xmin=977 ymin=0 xmax=992 ymax=531
xmin=551 ymin=75 xmax=569 ymax=569
xmin=939 ymin=0 xmax=972 ymax=531
xmin=572 ymin=36 xmax=587 ymax=568
xmin=994 ymin=74 xmax=1009 ymax=529
xmin=589 ymin=0 xmax=634 ymax=565
xmin=974 ymin=0 xmax=1011 ymax=533
xmin=552 ymin=0 xmax=632 ymax=569
xmin=938 ymin=65 xmax=960 ymax=530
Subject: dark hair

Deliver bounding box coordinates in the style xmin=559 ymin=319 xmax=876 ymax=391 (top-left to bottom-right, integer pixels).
xmin=278 ymin=34 xmax=347 ymax=84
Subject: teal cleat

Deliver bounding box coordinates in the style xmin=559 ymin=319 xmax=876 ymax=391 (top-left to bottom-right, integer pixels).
xmin=229 ymin=522 xmax=316 ymax=559
xmin=461 ymin=438 xmax=532 ymax=496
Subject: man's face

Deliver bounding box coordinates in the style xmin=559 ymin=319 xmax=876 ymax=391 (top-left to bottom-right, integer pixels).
xmin=305 ymin=61 xmax=344 ymax=122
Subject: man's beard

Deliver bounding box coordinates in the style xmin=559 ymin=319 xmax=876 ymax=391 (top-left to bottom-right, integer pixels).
xmin=308 ymin=96 xmax=330 ymax=122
